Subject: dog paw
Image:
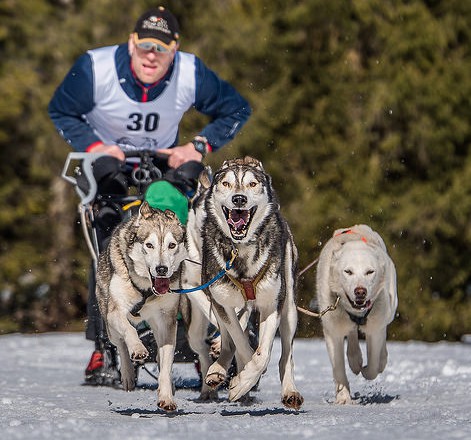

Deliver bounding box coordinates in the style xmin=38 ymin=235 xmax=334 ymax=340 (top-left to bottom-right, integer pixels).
xmin=205 ymin=372 xmax=226 ymax=389
xmin=228 ymin=376 xmax=241 ymax=401
xmin=209 ymin=335 xmax=221 ymax=358
xmin=282 ymin=391 xmax=304 ymax=410
xmin=335 ymin=384 xmax=353 ymax=404
xmin=158 ymin=399 xmax=177 ymax=412
xmin=228 ymin=375 xmax=254 ymax=402
xmin=361 ymin=365 xmax=379 ymax=380
xmin=205 ymin=364 xmax=227 ymax=389
xmin=130 ymin=344 xmax=149 ymax=363
xmin=349 ymin=360 xmax=362 ymax=375
xmin=121 ymin=373 xmax=136 ymax=392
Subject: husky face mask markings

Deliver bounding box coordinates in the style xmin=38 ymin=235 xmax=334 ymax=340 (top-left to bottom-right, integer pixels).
xmin=211 ymin=160 xmax=269 ymax=242
xmin=95 ymin=202 xmax=187 ymax=411
xmin=201 ymin=156 xmax=304 ymax=410
xmin=129 ymin=209 xmax=186 ymax=295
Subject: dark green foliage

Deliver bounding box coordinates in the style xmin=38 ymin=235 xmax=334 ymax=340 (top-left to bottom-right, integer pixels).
xmin=0 ymin=0 xmax=470 ymax=341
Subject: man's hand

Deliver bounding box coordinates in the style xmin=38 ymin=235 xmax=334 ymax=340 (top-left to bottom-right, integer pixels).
xmin=87 ymin=144 xmax=125 ymax=161
xmin=159 ymin=143 xmax=203 ymax=169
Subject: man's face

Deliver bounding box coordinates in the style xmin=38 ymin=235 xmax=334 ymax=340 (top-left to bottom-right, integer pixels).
xmin=128 ymin=35 xmax=177 ymax=84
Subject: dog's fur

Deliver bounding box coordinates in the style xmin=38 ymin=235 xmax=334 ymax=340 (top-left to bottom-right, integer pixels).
xmin=316 ymin=224 xmax=398 ymax=404
xmin=200 ymin=156 xmax=303 ymax=409
xmin=180 ymin=167 xmax=220 ymax=401
xmin=96 ymin=202 xmax=186 ymax=411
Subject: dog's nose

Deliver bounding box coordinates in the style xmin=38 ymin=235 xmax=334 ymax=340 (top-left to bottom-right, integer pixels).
xmin=155 ymin=265 xmax=168 ymax=277
xmin=354 ymin=287 xmax=367 ymax=300
xmin=232 ymin=194 xmax=247 ymax=207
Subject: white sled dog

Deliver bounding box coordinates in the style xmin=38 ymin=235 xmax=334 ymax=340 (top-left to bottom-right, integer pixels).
xmin=96 ymin=202 xmax=187 ymax=411
xmin=200 ymin=156 xmax=303 ymax=409
xmin=316 ymin=224 xmax=398 ymax=404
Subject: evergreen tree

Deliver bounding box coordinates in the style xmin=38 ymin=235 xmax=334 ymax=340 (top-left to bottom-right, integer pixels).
xmin=0 ymin=0 xmax=469 ymax=340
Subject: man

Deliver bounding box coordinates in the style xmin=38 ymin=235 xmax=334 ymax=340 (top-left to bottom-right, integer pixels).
xmin=48 ymin=6 xmax=251 ymax=385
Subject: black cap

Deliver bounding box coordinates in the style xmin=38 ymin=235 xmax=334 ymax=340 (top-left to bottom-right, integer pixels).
xmin=133 ymin=6 xmax=180 ymax=48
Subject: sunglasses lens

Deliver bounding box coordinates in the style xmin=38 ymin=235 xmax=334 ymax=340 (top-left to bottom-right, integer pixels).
xmin=137 ymin=42 xmax=168 ymax=53
xmin=137 ymin=42 xmax=153 ymax=51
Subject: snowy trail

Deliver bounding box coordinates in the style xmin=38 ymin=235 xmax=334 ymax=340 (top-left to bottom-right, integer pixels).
xmin=1 ymin=333 xmax=470 ymax=439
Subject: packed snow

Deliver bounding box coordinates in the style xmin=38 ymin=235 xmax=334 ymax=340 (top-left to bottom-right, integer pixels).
xmin=1 ymin=332 xmax=470 ymax=439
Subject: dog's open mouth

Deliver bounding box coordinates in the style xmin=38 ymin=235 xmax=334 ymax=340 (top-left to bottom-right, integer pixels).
xmin=150 ymin=275 xmax=170 ymax=295
xmin=222 ymin=206 xmax=257 ymax=240
xmin=347 ymin=296 xmax=372 ymax=311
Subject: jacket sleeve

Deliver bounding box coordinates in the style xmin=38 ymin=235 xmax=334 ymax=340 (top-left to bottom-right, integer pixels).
xmin=193 ymin=57 xmax=251 ymax=151
xmin=48 ymin=53 xmax=102 ymax=152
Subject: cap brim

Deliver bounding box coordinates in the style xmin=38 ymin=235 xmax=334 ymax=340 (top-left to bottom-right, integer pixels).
xmin=133 ymin=33 xmax=177 ymax=51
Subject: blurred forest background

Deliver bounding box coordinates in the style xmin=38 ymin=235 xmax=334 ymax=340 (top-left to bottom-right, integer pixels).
xmin=0 ymin=0 xmax=470 ymax=342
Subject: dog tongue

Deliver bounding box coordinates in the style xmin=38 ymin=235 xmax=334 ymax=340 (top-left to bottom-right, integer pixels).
xmin=154 ymin=277 xmax=170 ymax=295
xmin=228 ymin=209 xmax=248 ymax=230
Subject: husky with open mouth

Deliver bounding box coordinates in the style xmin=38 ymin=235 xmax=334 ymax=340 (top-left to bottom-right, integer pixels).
xmin=95 ymin=202 xmax=187 ymax=411
xmin=200 ymin=156 xmax=303 ymax=409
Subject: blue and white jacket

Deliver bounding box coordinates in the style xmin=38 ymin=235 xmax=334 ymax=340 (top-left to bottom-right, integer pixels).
xmin=48 ymin=43 xmax=251 ymax=152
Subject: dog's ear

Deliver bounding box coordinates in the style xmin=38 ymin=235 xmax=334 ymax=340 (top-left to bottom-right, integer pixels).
xmin=243 ymin=156 xmax=264 ymax=170
xmin=383 ymin=252 xmax=398 ymax=321
xmin=316 ymin=235 xmax=342 ymax=303
xmin=163 ymin=209 xmax=177 ymax=220
xmin=221 ymin=160 xmax=231 ymax=170
xmin=163 ymin=209 xmax=185 ymax=227
xmin=138 ymin=201 xmax=155 ymax=220
xmin=199 ymin=166 xmax=212 ymax=190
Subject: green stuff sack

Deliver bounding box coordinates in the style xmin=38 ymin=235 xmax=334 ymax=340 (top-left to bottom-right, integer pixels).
xmin=144 ymin=180 xmax=189 ymax=225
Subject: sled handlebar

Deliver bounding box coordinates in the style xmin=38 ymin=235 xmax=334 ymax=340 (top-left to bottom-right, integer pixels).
xmin=61 ymin=150 xmax=169 ymax=206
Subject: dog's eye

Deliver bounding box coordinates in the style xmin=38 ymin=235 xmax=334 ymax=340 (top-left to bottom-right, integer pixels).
xmin=168 ymin=242 xmax=176 ymax=249
xmin=249 ymin=181 xmax=257 ymax=188
xmin=344 ymin=269 xmax=353 ymax=275
xmin=366 ymin=270 xmax=375 ymax=275
xmin=222 ymin=181 xmax=230 ymax=187
xmin=145 ymin=243 xmax=154 ymax=249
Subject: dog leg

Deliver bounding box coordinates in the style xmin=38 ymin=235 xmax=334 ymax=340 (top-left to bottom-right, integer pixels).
xmin=106 ymin=326 xmax=139 ymax=391
xmin=205 ymin=321 xmax=232 ymax=389
xmin=278 ymin=296 xmax=304 ymax=410
xmin=378 ymin=338 xmax=388 ymax=374
xmin=362 ymin=327 xmax=387 ymax=380
xmin=186 ymin=296 xmax=218 ymax=401
xmin=106 ymin=310 xmax=148 ymax=391
xmin=145 ymin=311 xmax=178 ymax=412
xmin=229 ymin=309 xmax=278 ymax=402
xmin=346 ymin=330 xmax=363 ymax=375
xmin=206 ymin=305 xmax=252 ymax=389
xmin=325 ymin=330 xmax=352 ymax=404
xmin=107 ymin=309 xmax=149 ymax=362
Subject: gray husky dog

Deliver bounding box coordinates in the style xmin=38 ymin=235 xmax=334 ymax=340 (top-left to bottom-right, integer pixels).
xmin=96 ymin=202 xmax=186 ymax=411
xmin=316 ymin=225 xmax=398 ymax=404
xmin=200 ymin=156 xmax=303 ymax=409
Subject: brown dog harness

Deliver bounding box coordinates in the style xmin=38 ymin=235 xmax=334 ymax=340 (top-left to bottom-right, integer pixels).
xmin=225 ymin=263 xmax=269 ymax=301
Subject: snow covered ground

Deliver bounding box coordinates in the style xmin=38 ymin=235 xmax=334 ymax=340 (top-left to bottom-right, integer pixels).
xmin=1 ymin=332 xmax=470 ymax=440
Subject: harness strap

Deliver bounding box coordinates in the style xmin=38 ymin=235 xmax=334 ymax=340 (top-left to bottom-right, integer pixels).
xmin=171 ymin=249 xmax=238 ymax=294
xmin=347 ymin=307 xmax=372 ymax=326
xmin=335 ymin=228 xmax=368 ymax=243
xmin=130 ymin=287 xmax=154 ymax=317
xmin=225 ymin=262 xmax=269 ymax=301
